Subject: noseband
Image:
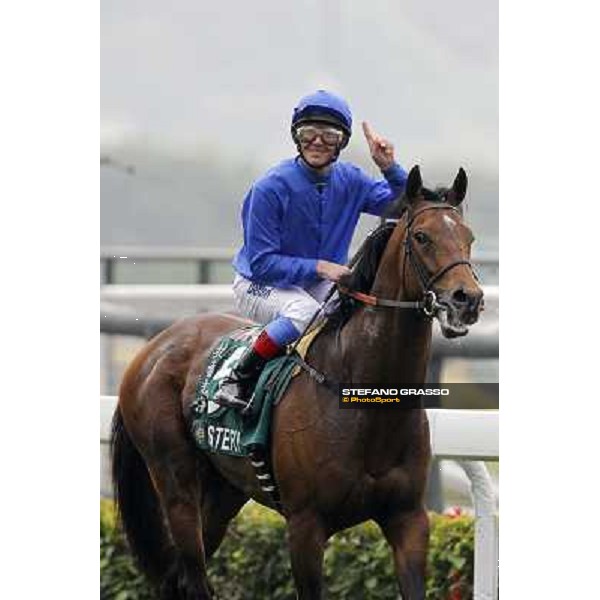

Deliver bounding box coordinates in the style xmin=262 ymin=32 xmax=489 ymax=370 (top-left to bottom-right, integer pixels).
xmin=339 ymin=203 xmax=476 ymax=318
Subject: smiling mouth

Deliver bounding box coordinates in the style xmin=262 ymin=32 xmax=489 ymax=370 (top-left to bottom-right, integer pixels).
xmin=305 ymin=151 xmax=331 ymax=163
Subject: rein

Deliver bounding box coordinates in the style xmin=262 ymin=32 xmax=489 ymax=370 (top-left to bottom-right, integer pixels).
xmin=339 ymin=204 xmax=475 ymax=318
xmin=336 ymin=286 xmax=435 ymax=312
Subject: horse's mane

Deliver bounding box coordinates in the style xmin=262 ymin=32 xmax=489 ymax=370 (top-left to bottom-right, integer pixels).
xmin=321 ymin=186 xmax=451 ymax=332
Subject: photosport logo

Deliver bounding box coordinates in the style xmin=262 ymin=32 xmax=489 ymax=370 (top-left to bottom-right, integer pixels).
xmin=338 ymin=384 xmax=498 ymax=409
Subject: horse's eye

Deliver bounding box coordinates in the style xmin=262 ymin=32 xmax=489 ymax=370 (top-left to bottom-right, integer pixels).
xmin=414 ymin=231 xmax=430 ymax=245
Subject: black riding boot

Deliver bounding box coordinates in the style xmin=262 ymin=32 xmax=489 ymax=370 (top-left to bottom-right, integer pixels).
xmin=215 ymin=346 xmax=269 ymax=408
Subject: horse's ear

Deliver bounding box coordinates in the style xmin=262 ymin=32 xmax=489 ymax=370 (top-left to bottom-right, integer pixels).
xmin=447 ymin=167 xmax=468 ymax=206
xmin=405 ymin=165 xmax=422 ymax=203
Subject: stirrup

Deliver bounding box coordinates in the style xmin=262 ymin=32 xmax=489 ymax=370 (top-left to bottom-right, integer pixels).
xmin=240 ymin=395 xmax=256 ymax=416
xmin=214 ymin=377 xmax=255 ymax=411
xmin=215 ymin=380 xmax=243 ymax=403
xmin=214 ymin=394 xmax=248 ymax=410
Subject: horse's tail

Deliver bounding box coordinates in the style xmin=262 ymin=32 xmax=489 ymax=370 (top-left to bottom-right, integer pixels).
xmin=110 ymin=407 xmax=172 ymax=582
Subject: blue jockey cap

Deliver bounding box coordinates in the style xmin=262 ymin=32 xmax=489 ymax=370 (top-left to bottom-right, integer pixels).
xmin=291 ymin=90 xmax=352 ymax=144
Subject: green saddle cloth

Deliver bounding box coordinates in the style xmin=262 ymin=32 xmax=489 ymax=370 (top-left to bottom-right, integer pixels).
xmin=189 ymin=326 xmax=300 ymax=458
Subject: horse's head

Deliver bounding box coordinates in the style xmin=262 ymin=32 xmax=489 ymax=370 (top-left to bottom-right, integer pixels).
xmin=398 ymin=165 xmax=484 ymax=338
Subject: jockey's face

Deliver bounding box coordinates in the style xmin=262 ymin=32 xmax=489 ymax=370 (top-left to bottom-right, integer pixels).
xmin=297 ymin=122 xmax=343 ymax=169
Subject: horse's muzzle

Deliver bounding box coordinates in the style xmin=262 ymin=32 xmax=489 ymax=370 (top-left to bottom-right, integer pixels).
xmin=436 ymin=286 xmax=484 ymax=338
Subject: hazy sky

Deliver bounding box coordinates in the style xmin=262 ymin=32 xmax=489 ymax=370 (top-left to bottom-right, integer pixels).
xmin=101 ymin=0 xmax=498 ymax=174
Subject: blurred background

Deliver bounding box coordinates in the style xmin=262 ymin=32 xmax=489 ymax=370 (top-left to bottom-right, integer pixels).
xmin=101 ymin=0 xmax=498 ymax=508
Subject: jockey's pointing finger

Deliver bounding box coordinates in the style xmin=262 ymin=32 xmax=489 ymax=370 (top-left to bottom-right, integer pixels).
xmin=362 ymin=121 xmax=375 ymax=144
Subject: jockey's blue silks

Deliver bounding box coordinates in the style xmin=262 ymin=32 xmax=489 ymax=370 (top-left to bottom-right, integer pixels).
xmin=233 ymin=157 xmax=407 ymax=288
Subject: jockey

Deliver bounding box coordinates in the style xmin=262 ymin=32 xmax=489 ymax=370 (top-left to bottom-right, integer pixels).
xmin=216 ymin=90 xmax=408 ymax=404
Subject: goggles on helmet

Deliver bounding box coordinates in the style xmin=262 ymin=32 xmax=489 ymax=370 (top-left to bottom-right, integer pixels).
xmin=295 ymin=124 xmax=345 ymax=147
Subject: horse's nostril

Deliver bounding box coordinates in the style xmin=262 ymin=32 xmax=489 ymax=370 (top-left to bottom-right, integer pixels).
xmin=452 ymin=289 xmax=469 ymax=304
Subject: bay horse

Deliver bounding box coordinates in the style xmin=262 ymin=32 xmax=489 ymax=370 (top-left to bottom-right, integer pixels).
xmin=111 ymin=165 xmax=483 ymax=599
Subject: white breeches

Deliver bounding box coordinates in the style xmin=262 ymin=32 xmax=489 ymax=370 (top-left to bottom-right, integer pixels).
xmin=232 ymin=274 xmax=335 ymax=333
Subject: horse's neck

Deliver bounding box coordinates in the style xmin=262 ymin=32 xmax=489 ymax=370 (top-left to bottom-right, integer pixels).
xmin=345 ymin=310 xmax=431 ymax=383
xmin=341 ymin=224 xmax=432 ymax=385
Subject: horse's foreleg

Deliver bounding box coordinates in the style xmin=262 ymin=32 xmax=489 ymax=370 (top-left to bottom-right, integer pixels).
xmin=287 ymin=511 xmax=327 ymax=600
xmin=379 ymin=508 xmax=429 ymax=600
xmin=148 ymin=453 xmax=213 ymax=600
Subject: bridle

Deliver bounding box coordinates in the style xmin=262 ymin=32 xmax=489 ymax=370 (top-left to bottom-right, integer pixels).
xmin=339 ymin=203 xmax=477 ymax=318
